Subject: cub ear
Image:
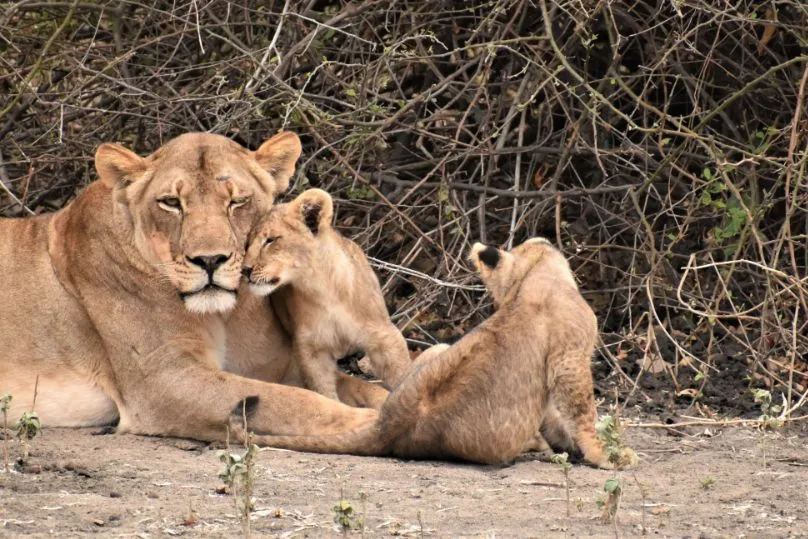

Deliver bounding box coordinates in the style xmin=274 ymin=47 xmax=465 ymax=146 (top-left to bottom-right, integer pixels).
xmin=475 ymin=243 xmax=501 ymax=269
xmin=95 ymin=143 xmax=147 ymax=189
xmin=253 ymin=132 xmax=302 ymax=195
xmin=290 ymin=189 xmax=333 ymax=236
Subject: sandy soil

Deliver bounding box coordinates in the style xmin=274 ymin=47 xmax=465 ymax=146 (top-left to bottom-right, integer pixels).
xmin=1 ymin=421 xmax=806 ymax=538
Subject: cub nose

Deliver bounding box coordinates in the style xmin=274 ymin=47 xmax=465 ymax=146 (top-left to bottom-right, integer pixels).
xmin=187 ymin=254 xmax=231 ymax=276
xmin=241 ymin=266 xmax=253 ymax=280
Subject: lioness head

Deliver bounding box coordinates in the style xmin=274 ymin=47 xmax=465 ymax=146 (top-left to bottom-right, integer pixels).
xmin=470 ymin=237 xmax=577 ymax=306
xmin=242 ymin=188 xmax=334 ymax=296
xmin=94 ymin=132 xmax=302 ymax=314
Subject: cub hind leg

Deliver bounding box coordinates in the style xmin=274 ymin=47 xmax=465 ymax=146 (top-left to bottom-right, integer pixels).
xmin=521 ymin=431 xmax=555 ymax=460
xmin=549 ymin=354 xmax=611 ymax=469
xmin=414 ymin=343 xmax=451 ymax=364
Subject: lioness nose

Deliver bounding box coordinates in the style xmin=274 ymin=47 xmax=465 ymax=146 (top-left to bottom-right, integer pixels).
xmin=187 ymin=254 xmax=231 ymax=276
xmin=241 ymin=266 xmax=253 ymax=280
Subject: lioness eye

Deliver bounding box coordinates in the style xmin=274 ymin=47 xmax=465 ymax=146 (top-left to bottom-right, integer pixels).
xmin=264 ymin=236 xmax=277 ymax=246
xmin=230 ymin=196 xmax=251 ymax=209
xmin=158 ymin=197 xmax=182 ymax=212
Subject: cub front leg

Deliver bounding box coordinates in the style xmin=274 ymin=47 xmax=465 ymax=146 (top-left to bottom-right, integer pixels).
xmin=336 ymin=373 xmax=389 ymax=410
xmin=294 ymin=341 xmax=341 ymax=402
xmin=363 ymin=324 xmax=413 ymax=388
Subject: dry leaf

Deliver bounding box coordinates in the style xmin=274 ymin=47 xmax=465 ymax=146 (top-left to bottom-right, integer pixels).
xmin=533 ymin=164 xmax=549 ymax=188
xmin=757 ymin=8 xmax=777 ymax=55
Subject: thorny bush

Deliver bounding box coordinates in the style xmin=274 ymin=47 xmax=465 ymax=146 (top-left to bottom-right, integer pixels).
xmin=1 ymin=0 xmax=806 ymax=417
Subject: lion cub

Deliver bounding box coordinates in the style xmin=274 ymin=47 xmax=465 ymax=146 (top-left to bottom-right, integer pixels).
xmin=234 ymin=237 xmax=612 ymax=468
xmin=242 ymin=189 xmax=411 ymax=404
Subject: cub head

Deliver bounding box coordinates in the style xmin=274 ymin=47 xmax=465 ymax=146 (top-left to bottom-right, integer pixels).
xmin=94 ymin=131 xmax=302 ymax=314
xmin=242 ymin=188 xmax=334 ymax=296
xmin=470 ymin=237 xmax=577 ymax=307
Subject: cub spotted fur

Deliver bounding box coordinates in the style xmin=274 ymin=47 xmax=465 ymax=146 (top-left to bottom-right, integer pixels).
xmin=242 ymin=189 xmax=411 ymax=405
xmin=233 ymin=238 xmax=611 ymax=467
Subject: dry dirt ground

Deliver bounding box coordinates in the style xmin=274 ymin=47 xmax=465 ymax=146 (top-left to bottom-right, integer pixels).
xmin=1 ymin=422 xmax=806 ymax=538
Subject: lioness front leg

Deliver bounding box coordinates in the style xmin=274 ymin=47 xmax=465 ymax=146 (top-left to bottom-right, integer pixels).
xmin=116 ymin=350 xmax=376 ymax=441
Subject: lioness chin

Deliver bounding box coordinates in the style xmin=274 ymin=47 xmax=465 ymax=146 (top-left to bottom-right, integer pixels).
xmin=0 ymin=131 xmax=381 ymax=440
xmin=232 ymin=237 xmax=612 ymax=468
xmin=241 ymin=189 xmax=411 ymax=408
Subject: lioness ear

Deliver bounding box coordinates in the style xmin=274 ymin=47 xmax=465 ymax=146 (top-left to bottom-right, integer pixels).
xmin=291 ymin=189 xmax=333 ymax=236
xmin=253 ymin=132 xmax=302 ymax=194
xmin=95 ymin=143 xmax=147 ymax=189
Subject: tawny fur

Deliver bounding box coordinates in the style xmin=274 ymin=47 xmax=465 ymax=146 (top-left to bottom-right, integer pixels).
xmin=232 ymin=238 xmax=610 ymax=468
xmin=242 ymin=189 xmax=410 ymax=408
xmin=0 ymin=132 xmax=384 ymax=439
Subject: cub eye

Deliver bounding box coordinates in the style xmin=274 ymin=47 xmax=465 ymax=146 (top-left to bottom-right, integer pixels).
xmin=158 ymin=197 xmax=182 ymax=212
xmin=264 ymin=236 xmax=277 ymax=246
xmin=230 ymin=196 xmax=251 ymax=209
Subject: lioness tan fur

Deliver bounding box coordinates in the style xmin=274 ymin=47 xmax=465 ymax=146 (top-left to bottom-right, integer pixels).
xmin=241 ymin=189 xmax=411 ymax=406
xmin=232 ymin=238 xmax=610 ymax=467
xmin=0 ymin=131 xmax=384 ymax=440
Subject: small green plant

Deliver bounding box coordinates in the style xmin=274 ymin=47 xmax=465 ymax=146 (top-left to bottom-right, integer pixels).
xmin=1 ymin=393 xmax=11 ymax=472
xmin=597 ymin=477 xmax=622 ymax=525
xmin=700 ymin=477 xmax=714 ymax=490
xmin=751 ymin=389 xmax=783 ymax=429
xmin=333 ymin=495 xmax=360 ymax=535
xmin=596 ymin=413 xmax=638 ymax=468
xmin=217 ymin=440 xmax=258 ymax=537
xmin=751 ymin=388 xmax=783 ymax=469
xmin=596 ymin=408 xmax=639 ymax=536
xmin=13 ymin=376 xmax=41 ymax=465
xmin=15 ymin=410 xmax=41 ymax=462
xmin=345 ymin=185 xmax=375 ymax=201
xmin=697 ymin=180 xmax=748 ymax=251
xmin=217 ymin=406 xmax=259 ymax=538
xmin=550 ymin=452 xmax=572 ymax=518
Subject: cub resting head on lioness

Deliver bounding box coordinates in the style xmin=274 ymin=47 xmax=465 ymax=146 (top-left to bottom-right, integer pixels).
xmin=0 ymin=130 xmax=385 ymax=439
xmin=242 ymin=188 xmax=411 ymax=407
xmin=232 ymin=237 xmax=612 ymax=468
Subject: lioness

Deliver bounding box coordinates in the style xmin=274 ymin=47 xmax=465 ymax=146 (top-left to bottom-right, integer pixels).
xmin=0 ymin=131 xmax=382 ymax=440
xmin=232 ymin=238 xmax=611 ymax=467
xmin=241 ymin=189 xmax=411 ymax=405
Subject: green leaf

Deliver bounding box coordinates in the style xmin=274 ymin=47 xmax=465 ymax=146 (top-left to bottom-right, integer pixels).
xmin=699 ymin=191 xmax=712 ymax=206
xmin=604 ymin=478 xmax=621 ymax=494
